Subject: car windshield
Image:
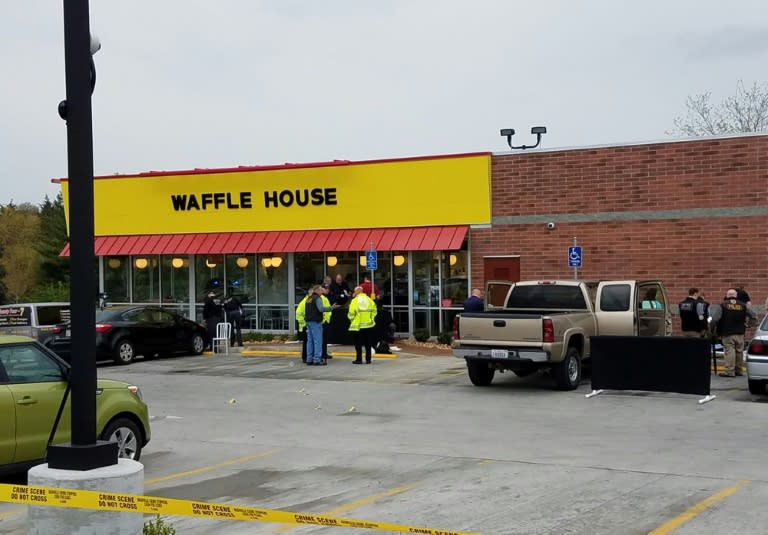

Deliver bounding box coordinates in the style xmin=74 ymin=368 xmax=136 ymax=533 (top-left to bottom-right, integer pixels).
xmin=760 ymin=314 xmax=768 ymax=331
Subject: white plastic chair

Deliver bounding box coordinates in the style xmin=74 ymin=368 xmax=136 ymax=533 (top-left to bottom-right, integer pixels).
xmin=212 ymin=322 xmax=231 ymax=355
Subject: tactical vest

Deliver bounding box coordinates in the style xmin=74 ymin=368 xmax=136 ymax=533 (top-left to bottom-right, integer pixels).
xmin=718 ymin=299 xmax=748 ymax=336
xmin=678 ymin=297 xmax=700 ymax=332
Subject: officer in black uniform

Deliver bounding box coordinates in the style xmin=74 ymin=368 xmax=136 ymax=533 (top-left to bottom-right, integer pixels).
xmin=679 ymin=288 xmax=705 ymax=337
xmin=710 ymin=288 xmax=756 ymax=377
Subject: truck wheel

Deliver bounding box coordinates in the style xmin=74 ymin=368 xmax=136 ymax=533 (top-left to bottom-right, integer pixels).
xmin=553 ymin=347 xmax=581 ymax=390
xmin=748 ymin=380 xmax=765 ymax=395
xmin=467 ymin=361 xmax=495 ymax=386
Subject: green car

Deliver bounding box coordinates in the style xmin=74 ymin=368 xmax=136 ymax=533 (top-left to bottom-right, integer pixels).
xmin=0 ymin=335 xmax=151 ymax=475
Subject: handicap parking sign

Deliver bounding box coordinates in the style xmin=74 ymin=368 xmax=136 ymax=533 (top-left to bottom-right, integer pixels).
xmin=568 ymin=246 xmax=582 ymax=268
xmin=366 ymin=250 xmax=378 ymax=270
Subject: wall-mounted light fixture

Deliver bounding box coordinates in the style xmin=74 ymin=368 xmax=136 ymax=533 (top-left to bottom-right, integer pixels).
xmin=107 ymin=258 xmax=121 ymax=269
xmin=327 ymin=255 xmax=338 ymax=267
xmin=236 ymin=257 xmax=249 ymax=268
xmin=449 ymin=254 xmax=458 ymax=266
xmin=134 ymin=258 xmax=148 ymax=269
xmin=500 ymin=126 xmax=547 ymax=150
xmin=359 ymin=255 xmax=366 ymax=267
xmin=171 ymin=257 xmax=184 ymax=269
xmin=393 ymin=255 xmax=406 ymax=267
xmin=205 ymin=258 xmax=217 ymax=268
xmin=261 ymin=256 xmax=282 ymax=268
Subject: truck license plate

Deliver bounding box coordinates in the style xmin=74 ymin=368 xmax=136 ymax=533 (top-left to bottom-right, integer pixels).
xmin=491 ymin=349 xmax=509 ymax=359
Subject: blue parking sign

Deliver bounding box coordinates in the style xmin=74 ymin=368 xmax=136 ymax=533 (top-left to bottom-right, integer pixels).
xmin=366 ymin=250 xmax=378 ymax=271
xmin=568 ymin=246 xmax=582 ymax=268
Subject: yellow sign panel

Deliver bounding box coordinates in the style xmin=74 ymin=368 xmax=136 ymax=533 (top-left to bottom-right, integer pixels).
xmin=59 ymin=154 xmax=491 ymax=236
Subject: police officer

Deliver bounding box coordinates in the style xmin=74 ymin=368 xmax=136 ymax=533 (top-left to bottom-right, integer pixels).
xmin=710 ymin=288 xmax=756 ymax=377
xmin=202 ymin=291 xmax=223 ymax=350
xmin=679 ymin=288 xmax=705 ymax=337
xmin=348 ymin=286 xmax=377 ymax=364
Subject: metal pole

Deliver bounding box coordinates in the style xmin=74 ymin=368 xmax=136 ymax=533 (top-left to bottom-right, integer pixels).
xmin=573 ymin=236 xmax=578 ymax=280
xmin=64 ymin=0 xmax=97 ymax=446
xmin=46 ymin=0 xmax=117 ymax=470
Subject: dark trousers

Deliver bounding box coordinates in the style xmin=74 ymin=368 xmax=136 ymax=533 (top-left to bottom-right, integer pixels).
xmin=353 ymin=328 xmax=375 ymax=362
xmin=206 ymin=316 xmax=222 ymax=349
xmin=229 ymin=316 xmax=243 ymax=347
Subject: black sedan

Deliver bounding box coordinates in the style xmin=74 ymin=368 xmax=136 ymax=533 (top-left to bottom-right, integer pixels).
xmin=45 ymin=306 xmax=207 ymax=365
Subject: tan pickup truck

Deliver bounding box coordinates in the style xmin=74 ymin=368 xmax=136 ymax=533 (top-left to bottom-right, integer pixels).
xmin=453 ymin=280 xmax=671 ymax=390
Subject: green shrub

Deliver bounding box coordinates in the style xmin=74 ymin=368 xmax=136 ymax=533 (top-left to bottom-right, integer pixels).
xmin=262 ymin=332 xmax=274 ymax=342
xmin=144 ymin=515 xmax=175 ymax=535
xmin=437 ymin=331 xmax=452 ymax=346
xmin=413 ymin=328 xmax=430 ymax=342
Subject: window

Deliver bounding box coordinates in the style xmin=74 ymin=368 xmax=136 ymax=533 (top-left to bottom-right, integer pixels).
xmin=132 ymin=255 xmax=160 ymax=303
xmin=600 ymin=284 xmax=631 ymax=312
xmin=507 ymin=285 xmax=588 ymax=309
xmin=104 ymin=256 xmax=129 ymax=302
xmin=160 ymin=255 xmax=190 ymax=304
xmin=0 ymin=344 xmax=64 ymax=384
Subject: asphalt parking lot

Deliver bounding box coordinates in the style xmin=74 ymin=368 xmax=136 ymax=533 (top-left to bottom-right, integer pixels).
xmin=1 ymin=349 xmax=767 ymax=534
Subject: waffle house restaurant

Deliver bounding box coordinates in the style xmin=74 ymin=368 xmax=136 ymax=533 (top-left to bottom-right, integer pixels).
xmin=57 ymin=153 xmax=491 ymax=337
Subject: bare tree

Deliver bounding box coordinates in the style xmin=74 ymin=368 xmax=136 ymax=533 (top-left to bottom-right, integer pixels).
xmin=670 ymin=80 xmax=768 ymax=136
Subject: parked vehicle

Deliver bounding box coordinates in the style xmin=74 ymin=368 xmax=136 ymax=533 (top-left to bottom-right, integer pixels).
xmin=746 ymin=314 xmax=768 ymax=395
xmin=0 ymin=335 xmax=151 ymax=475
xmin=0 ymin=302 xmax=70 ymax=343
xmin=45 ymin=305 xmax=207 ymax=365
xmin=453 ymin=280 xmax=671 ymax=390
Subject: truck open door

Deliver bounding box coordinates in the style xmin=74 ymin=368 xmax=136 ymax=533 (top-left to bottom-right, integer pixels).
xmin=595 ymin=281 xmax=638 ymax=336
xmin=637 ymin=280 xmax=672 ymax=336
xmin=485 ymin=281 xmax=514 ymax=310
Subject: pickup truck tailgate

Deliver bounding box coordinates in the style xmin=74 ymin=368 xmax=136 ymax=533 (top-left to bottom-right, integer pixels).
xmin=459 ymin=313 xmax=543 ymax=345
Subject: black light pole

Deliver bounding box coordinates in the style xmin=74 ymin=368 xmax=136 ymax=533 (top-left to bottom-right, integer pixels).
xmin=47 ymin=0 xmax=118 ymax=470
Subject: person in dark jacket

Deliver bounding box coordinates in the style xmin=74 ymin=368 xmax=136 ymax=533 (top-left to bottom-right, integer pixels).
xmin=679 ymin=288 xmax=706 ymax=337
xmin=224 ymin=293 xmax=244 ymax=347
xmin=202 ymin=291 xmax=223 ymax=350
xmin=710 ymin=288 xmax=756 ymax=377
xmin=304 ymin=285 xmax=334 ymax=366
xmin=328 ymin=273 xmax=352 ymax=344
xmin=463 ymin=288 xmax=484 ymax=312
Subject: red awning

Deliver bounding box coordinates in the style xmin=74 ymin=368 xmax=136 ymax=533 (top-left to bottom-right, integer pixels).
xmin=59 ymin=226 xmax=468 ymax=256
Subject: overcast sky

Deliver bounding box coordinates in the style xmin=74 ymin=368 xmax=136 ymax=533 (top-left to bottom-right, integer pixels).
xmin=2 ymin=0 xmax=767 ymax=204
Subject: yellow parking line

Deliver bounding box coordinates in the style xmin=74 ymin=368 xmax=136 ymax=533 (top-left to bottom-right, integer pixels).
xmin=648 ymin=479 xmax=750 ymax=534
xmin=240 ymin=350 xmax=399 ymax=359
xmin=145 ymin=448 xmax=282 ymax=486
xmin=0 ymin=508 xmax=24 ymax=519
xmin=272 ymin=485 xmax=413 ymax=533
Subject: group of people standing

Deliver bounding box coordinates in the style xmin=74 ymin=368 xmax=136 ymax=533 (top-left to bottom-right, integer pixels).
xmin=297 ymin=274 xmax=391 ymax=366
xmin=679 ymin=285 xmax=757 ymax=378
xmin=202 ymin=291 xmax=245 ymax=349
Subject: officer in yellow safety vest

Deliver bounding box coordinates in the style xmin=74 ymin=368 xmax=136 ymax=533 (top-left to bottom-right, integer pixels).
xmin=348 ymin=286 xmax=377 ymax=364
xmin=295 ymin=289 xmax=311 ymax=363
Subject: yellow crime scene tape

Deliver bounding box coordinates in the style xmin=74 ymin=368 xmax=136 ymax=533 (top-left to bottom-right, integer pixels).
xmin=0 ymin=483 xmax=477 ymax=534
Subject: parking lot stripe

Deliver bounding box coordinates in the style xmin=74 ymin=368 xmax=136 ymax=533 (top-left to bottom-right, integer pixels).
xmin=144 ymin=448 xmax=282 ymax=486
xmin=0 ymin=508 xmax=24 ymax=519
xmin=648 ymin=479 xmax=750 ymax=535
xmin=271 ymin=485 xmax=413 ymax=533
xmin=240 ymin=350 xmax=399 ymax=359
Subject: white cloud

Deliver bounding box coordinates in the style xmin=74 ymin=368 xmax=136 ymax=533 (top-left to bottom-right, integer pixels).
xmin=1 ymin=0 xmax=767 ymax=203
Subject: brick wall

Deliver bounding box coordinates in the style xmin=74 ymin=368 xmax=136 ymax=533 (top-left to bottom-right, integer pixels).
xmin=471 ymin=135 xmax=768 ymax=331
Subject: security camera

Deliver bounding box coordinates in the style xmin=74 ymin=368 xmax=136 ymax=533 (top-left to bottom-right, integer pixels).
xmin=546 ymin=222 xmax=556 ymax=230
xmin=90 ymin=33 xmax=101 ymax=55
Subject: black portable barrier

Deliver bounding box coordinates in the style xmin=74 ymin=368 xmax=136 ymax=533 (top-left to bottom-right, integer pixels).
xmin=588 ymin=336 xmax=714 ymax=403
